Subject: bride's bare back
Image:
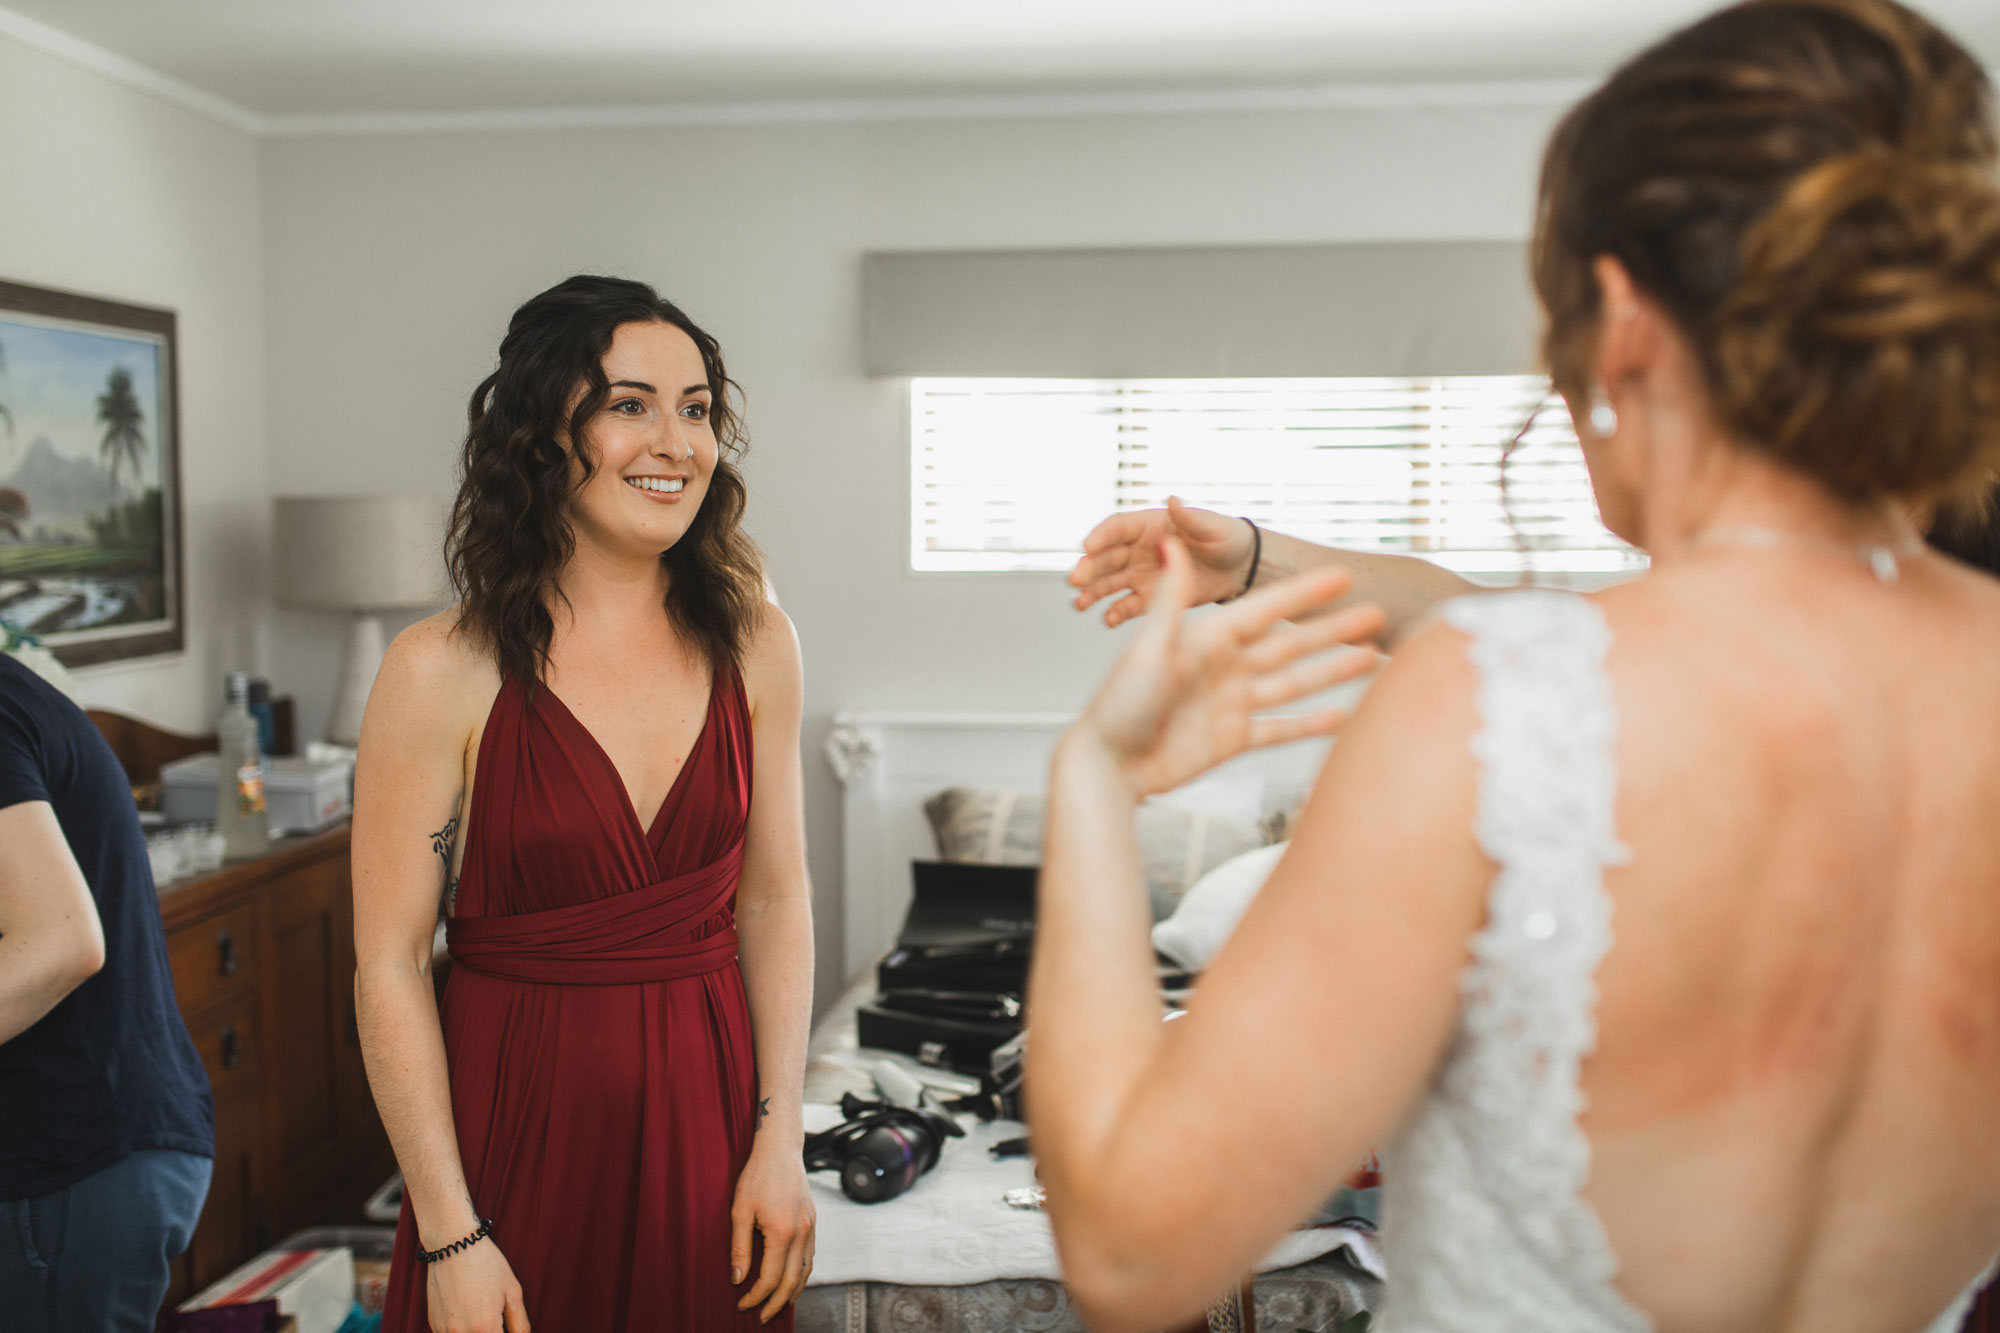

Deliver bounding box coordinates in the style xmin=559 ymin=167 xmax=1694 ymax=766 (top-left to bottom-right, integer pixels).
xmin=1583 ymin=552 xmax=2000 ymax=1331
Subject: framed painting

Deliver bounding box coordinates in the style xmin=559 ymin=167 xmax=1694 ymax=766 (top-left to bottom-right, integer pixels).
xmin=0 ymin=280 xmax=183 ymax=667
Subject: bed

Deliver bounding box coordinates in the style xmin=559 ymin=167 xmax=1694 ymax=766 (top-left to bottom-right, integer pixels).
xmin=796 ymin=708 xmax=1382 ymax=1332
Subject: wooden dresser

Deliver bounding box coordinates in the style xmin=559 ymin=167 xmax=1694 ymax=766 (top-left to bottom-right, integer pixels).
xmin=156 ymin=824 xmax=396 ymax=1304
xmin=86 ymin=710 xmax=396 ymax=1305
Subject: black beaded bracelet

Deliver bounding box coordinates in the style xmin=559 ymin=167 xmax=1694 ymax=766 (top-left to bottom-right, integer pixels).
xmin=1222 ymin=518 xmax=1262 ymax=602
xmin=418 ymin=1217 xmax=495 ymax=1265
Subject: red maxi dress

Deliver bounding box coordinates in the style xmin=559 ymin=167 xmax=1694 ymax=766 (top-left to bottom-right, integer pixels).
xmin=382 ymin=668 xmax=788 ymax=1331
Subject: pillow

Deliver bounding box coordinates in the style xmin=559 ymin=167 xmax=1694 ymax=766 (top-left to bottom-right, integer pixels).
xmin=1150 ymin=841 xmax=1288 ymax=971
xmin=922 ymin=786 xmax=1268 ymax=920
xmin=1147 ymin=771 xmax=1266 ymax=827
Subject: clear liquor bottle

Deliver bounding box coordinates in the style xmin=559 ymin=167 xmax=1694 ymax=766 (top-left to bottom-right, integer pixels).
xmin=216 ymin=671 xmax=271 ymax=860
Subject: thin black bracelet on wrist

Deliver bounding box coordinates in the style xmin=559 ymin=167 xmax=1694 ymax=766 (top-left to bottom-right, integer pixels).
xmin=418 ymin=1217 xmax=495 ymax=1265
xmin=1221 ymin=518 xmax=1262 ymax=602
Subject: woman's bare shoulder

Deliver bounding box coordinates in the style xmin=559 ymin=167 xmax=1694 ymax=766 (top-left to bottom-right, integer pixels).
xmin=372 ymin=607 xmax=501 ymax=736
xmin=738 ymin=601 xmax=802 ymax=713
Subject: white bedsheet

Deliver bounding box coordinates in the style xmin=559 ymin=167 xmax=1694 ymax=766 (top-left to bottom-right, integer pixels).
xmin=803 ymin=1101 xmax=1381 ymax=1289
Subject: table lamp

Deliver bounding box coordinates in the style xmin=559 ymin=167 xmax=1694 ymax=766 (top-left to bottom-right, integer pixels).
xmin=273 ymin=494 xmax=447 ymax=747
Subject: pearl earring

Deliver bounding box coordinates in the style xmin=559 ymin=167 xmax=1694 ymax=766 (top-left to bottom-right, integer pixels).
xmin=1588 ymin=388 xmax=1619 ymax=439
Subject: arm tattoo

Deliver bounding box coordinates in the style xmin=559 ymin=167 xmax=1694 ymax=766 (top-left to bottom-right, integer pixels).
xmin=431 ymin=814 xmax=460 ymax=912
xmin=430 ymin=815 xmax=459 ymax=861
xmin=755 ymin=1096 xmax=771 ymax=1130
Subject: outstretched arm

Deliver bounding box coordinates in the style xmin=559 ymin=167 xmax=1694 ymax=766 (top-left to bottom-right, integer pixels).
xmin=1067 ymin=497 xmax=1483 ymax=647
xmin=1029 ymin=543 xmax=1491 ymax=1333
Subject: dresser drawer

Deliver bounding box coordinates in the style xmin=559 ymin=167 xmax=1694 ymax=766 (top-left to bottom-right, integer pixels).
xmin=168 ymin=903 xmax=259 ymax=1014
xmin=186 ymin=997 xmax=263 ymax=1097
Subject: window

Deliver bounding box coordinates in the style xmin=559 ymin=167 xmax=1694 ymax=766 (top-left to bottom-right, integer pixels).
xmin=910 ymin=375 xmax=1647 ymax=586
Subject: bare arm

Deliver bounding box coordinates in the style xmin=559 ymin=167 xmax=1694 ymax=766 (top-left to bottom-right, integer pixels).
xmin=1029 ymin=546 xmax=1489 ymax=1331
xmin=0 ymin=801 xmax=105 ymax=1045
xmin=352 ymin=619 xmax=526 ymax=1332
xmin=1068 ymin=497 xmax=1482 ymax=647
xmin=729 ymin=607 xmax=817 ymax=1320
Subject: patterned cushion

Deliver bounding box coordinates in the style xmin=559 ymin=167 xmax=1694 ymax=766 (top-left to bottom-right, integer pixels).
xmin=922 ymin=785 xmax=1269 ymax=921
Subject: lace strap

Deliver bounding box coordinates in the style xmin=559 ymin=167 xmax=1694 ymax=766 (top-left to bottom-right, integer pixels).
xmin=1441 ymin=592 xmax=1627 ymax=877
xmin=1438 ymin=590 xmax=1648 ymax=1329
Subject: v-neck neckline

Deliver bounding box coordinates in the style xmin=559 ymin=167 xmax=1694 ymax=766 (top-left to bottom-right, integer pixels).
xmin=539 ymin=675 xmax=717 ymax=847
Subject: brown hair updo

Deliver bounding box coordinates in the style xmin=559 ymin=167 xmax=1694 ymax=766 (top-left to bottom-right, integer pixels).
xmin=1533 ymin=0 xmax=2000 ymax=506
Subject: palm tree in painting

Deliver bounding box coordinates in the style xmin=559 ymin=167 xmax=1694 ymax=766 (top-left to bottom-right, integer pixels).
xmin=96 ymin=366 xmax=146 ymax=488
xmin=0 ymin=487 xmax=27 ymax=540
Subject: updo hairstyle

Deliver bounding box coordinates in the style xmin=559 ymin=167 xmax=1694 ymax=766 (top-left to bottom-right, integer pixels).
xmin=1533 ymin=0 xmax=2000 ymax=507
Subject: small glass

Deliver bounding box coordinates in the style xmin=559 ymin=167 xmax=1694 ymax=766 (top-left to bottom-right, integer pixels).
xmin=146 ymin=830 xmax=186 ymax=888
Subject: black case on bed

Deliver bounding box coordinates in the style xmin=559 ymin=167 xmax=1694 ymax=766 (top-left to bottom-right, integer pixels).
xmin=874 ymin=861 xmax=1038 ymax=993
xmin=854 ymin=1003 xmax=1021 ymax=1072
xmin=861 ymin=862 xmax=1038 ymax=1070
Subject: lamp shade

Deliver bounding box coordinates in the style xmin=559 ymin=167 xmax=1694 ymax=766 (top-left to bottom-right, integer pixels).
xmin=273 ymin=494 xmax=447 ymax=612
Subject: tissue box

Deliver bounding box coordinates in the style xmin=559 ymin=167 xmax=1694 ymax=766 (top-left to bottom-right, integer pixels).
xmin=174 ymin=1247 xmax=354 ymax=1333
xmin=159 ymin=753 xmax=352 ymax=835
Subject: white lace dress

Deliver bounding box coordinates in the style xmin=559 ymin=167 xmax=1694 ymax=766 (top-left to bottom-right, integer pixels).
xmin=1375 ymin=591 xmax=1987 ymax=1333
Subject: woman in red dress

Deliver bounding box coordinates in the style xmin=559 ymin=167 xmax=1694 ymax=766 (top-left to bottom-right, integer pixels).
xmin=353 ymin=276 xmax=816 ymax=1331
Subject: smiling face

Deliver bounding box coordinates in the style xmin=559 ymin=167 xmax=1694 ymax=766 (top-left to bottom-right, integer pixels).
xmin=565 ymin=319 xmax=719 ymax=563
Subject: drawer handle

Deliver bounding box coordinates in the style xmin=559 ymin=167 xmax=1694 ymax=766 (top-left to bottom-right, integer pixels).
xmin=221 ymin=1023 xmax=242 ymax=1070
xmin=217 ymin=930 xmax=239 ymax=977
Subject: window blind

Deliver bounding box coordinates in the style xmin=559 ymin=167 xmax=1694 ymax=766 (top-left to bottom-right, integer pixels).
xmin=910 ymin=375 xmax=1648 ymax=583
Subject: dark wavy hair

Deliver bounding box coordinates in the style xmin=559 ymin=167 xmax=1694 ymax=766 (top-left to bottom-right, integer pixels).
xmin=447 ymin=275 xmax=765 ymax=690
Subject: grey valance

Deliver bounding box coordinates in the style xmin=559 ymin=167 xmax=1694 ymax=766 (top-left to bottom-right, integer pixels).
xmin=862 ymin=241 xmax=1541 ymax=380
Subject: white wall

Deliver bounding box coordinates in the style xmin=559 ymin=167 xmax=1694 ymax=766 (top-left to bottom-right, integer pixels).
xmin=0 ymin=32 xmax=267 ymax=731
xmin=260 ymin=101 xmax=1560 ymax=1011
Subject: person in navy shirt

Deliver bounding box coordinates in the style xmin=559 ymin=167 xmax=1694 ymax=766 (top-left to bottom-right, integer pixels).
xmin=0 ymin=654 xmax=213 ymax=1329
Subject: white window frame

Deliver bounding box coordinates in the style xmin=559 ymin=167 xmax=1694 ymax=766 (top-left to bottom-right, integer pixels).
xmin=907 ymin=375 xmax=1647 ymax=592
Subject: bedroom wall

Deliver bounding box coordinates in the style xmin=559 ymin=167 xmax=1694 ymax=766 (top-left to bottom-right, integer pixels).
xmin=259 ymin=100 xmax=1561 ymax=1010
xmin=0 ymin=30 xmax=267 ymax=731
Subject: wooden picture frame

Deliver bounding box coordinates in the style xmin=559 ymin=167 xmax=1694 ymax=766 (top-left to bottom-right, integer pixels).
xmin=0 ymin=279 xmax=184 ymax=667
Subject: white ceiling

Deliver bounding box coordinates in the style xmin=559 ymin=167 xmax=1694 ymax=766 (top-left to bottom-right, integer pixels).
xmin=6 ymin=0 xmax=2000 ymax=128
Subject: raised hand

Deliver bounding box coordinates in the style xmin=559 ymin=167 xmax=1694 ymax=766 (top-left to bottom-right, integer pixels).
xmin=426 ymin=1238 xmax=530 ymax=1333
xmin=1068 ymin=497 xmax=1256 ymax=628
xmin=731 ymin=1139 xmax=816 ymax=1323
xmin=1075 ymin=538 xmax=1386 ymax=798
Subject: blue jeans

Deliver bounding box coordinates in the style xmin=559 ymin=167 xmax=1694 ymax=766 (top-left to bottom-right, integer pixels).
xmin=0 ymin=1149 xmax=212 ymax=1332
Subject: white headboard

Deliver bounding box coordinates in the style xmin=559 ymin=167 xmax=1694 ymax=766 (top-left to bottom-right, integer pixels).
xmin=822 ymin=711 xmax=1338 ymax=984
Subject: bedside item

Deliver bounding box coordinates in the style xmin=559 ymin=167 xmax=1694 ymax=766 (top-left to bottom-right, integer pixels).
xmin=1148 ymin=769 xmax=1267 ymax=826
xmin=1152 ymin=842 xmax=1290 ymax=973
xmin=362 ymin=1175 xmax=402 ymax=1224
xmin=803 ymin=1091 xmax=965 ymax=1204
xmin=216 ymin=672 xmax=272 ymax=859
xmin=246 ymin=678 xmax=277 ymax=756
xmin=0 ymin=616 xmax=82 ymax=700
xmin=924 ymin=785 xmax=1266 ymax=919
xmin=160 ymin=753 xmax=354 ymax=836
xmin=147 ymin=823 xmax=226 ymax=887
xmin=174 ymin=1245 xmax=354 ymax=1333
xmin=865 ymin=861 xmax=1037 ymax=1072
xmin=272 ymin=494 xmax=446 ymax=747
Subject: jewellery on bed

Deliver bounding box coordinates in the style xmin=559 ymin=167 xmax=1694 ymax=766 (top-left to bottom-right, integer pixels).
xmin=1686 ymin=524 xmax=1922 ymax=583
xmin=418 ymin=1217 xmax=495 ymax=1265
xmin=1221 ymin=518 xmax=1262 ymax=603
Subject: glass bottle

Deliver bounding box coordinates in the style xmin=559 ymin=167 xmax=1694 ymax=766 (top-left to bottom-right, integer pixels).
xmin=246 ymin=677 xmax=277 ymax=756
xmin=216 ymin=671 xmax=271 ymax=859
